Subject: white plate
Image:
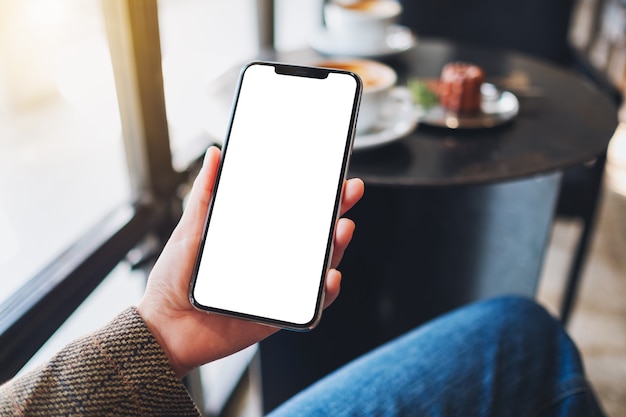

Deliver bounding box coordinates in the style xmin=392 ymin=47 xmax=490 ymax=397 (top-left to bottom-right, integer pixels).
xmin=354 ymin=87 xmax=419 ymax=151
xmin=418 ymin=83 xmax=519 ymax=129
xmin=309 ymin=25 xmax=417 ymax=58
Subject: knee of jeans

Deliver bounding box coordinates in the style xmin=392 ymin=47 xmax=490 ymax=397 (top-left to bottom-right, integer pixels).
xmin=477 ymin=295 xmax=561 ymax=341
xmin=477 ymin=295 xmax=586 ymax=382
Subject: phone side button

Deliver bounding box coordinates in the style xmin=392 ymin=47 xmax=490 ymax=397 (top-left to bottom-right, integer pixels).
xmin=349 ymin=129 xmax=356 ymax=156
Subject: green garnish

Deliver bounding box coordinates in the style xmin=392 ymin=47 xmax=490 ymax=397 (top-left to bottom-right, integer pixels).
xmin=408 ymin=79 xmax=439 ymax=109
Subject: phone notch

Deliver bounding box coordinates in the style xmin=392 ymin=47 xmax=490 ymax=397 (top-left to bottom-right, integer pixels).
xmin=273 ymin=63 xmax=330 ymax=79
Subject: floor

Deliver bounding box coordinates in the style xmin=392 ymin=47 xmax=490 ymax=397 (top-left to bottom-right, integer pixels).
xmin=537 ymin=152 xmax=626 ymax=416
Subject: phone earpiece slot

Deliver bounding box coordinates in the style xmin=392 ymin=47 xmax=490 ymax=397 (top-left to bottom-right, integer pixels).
xmin=274 ymin=64 xmax=329 ymax=79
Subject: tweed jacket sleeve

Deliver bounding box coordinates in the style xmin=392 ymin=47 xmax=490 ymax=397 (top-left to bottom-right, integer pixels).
xmin=0 ymin=307 xmax=201 ymax=417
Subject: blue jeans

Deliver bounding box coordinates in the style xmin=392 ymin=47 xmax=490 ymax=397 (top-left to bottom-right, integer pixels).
xmin=267 ymin=296 xmax=605 ymax=417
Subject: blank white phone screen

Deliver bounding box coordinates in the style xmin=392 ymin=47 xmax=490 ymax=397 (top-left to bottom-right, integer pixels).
xmin=192 ymin=63 xmax=359 ymax=327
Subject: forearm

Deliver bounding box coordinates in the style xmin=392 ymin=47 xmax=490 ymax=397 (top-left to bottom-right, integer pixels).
xmin=0 ymin=307 xmax=199 ymax=417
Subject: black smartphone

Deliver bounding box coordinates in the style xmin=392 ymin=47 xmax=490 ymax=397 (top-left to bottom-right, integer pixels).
xmin=189 ymin=61 xmax=362 ymax=330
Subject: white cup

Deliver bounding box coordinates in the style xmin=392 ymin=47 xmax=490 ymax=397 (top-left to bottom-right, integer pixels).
xmin=316 ymin=59 xmax=397 ymax=133
xmin=324 ymin=0 xmax=402 ymax=47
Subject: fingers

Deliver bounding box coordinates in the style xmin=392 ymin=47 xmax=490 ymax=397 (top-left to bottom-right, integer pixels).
xmin=324 ymin=178 xmax=363 ymax=310
xmin=179 ymin=156 xmax=359 ymax=242
xmin=340 ymin=178 xmax=364 ymax=216
xmin=331 ymin=218 xmax=355 ymax=269
xmin=188 ymin=147 xmax=221 ymax=214
xmin=323 ymin=269 xmax=342 ymax=309
xmin=174 ymin=147 xmax=221 ymax=236
xmin=323 ymin=217 xmax=356 ymax=310
xmin=176 ymin=150 xmax=359 ymax=278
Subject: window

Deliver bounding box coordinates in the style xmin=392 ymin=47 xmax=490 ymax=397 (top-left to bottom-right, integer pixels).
xmin=157 ymin=0 xmax=323 ymax=167
xmin=0 ymin=0 xmax=129 ymax=305
xmin=0 ymin=0 xmax=324 ymax=389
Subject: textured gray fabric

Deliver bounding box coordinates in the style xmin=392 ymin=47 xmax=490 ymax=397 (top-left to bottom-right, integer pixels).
xmin=0 ymin=307 xmax=200 ymax=416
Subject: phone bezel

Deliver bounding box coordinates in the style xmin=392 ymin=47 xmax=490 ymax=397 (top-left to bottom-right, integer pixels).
xmin=189 ymin=61 xmax=362 ymax=331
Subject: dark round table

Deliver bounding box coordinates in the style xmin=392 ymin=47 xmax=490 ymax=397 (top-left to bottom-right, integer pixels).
xmin=348 ymin=39 xmax=617 ymax=185
xmin=206 ymin=39 xmax=618 ymax=413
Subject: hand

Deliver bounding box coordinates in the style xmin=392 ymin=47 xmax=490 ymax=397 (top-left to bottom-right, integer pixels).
xmin=137 ymin=146 xmax=364 ymax=378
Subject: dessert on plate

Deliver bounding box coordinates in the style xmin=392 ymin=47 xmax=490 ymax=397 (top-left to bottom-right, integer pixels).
xmin=437 ymin=62 xmax=485 ymax=113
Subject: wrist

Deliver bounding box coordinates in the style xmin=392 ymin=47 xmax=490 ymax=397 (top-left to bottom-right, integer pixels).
xmin=136 ymin=304 xmax=189 ymax=379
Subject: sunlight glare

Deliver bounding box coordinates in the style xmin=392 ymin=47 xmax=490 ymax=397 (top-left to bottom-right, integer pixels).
xmin=0 ymin=204 xmax=18 ymax=266
xmin=24 ymin=0 xmax=70 ymax=28
xmin=54 ymin=35 xmax=120 ymax=129
xmin=607 ymin=122 xmax=626 ymax=196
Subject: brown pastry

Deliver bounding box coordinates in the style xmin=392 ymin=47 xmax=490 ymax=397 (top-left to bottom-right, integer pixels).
xmin=438 ymin=62 xmax=485 ymax=113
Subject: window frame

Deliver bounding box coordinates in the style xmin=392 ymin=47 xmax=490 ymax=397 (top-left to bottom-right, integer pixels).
xmin=0 ymin=0 xmax=201 ymax=383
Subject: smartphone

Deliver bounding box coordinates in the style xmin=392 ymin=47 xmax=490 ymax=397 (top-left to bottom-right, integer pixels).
xmin=189 ymin=61 xmax=362 ymax=330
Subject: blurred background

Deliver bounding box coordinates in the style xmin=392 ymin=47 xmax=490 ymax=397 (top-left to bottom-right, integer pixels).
xmin=0 ymin=0 xmax=624 ymax=416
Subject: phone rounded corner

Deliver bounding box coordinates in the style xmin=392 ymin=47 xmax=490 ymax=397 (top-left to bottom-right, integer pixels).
xmin=305 ymin=313 xmax=324 ymax=331
xmin=294 ymin=296 xmax=326 ymax=331
xmin=241 ymin=60 xmax=262 ymax=70
xmin=237 ymin=61 xmax=268 ymax=82
xmin=288 ymin=313 xmax=323 ymax=332
xmin=188 ymin=292 xmax=200 ymax=311
xmin=351 ymin=71 xmax=364 ymax=90
xmin=188 ymin=282 xmax=204 ymax=313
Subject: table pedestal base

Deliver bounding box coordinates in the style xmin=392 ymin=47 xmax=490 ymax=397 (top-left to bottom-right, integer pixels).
xmin=260 ymin=172 xmax=561 ymax=413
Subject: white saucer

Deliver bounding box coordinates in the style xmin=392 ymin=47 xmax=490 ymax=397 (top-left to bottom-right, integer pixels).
xmin=309 ymin=25 xmax=417 ymax=58
xmin=418 ymin=83 xmax=520 ymax=129
xmin=354 ymin=87 xmax=419 ymax=151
